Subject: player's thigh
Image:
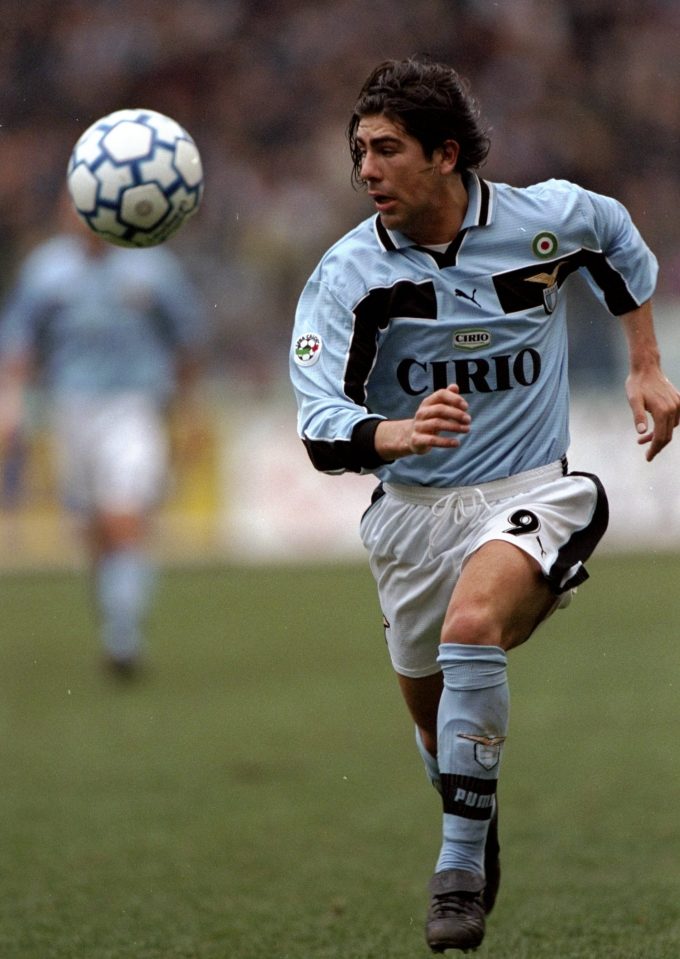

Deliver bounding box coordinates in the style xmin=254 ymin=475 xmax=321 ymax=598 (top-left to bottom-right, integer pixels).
xmin=94 ymin=396 xmax=168 ymax=511
xmin=51 ymin=400 xmax=96 ymax=511
xmin=51 ymin=394 xmax=167 ymax=513
xmin=442 ymin=540 xmax=556 ymax=650
xmin=360 ymin=492 xmax=464 ymax=678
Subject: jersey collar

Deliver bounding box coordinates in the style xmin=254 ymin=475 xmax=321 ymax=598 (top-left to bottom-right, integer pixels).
xmin=373 ymin=172 xmax=494 ymax=255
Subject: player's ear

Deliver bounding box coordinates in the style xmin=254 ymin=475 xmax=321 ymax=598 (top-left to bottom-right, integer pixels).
xmin=437 ymin=139 xmax=460 ymax=175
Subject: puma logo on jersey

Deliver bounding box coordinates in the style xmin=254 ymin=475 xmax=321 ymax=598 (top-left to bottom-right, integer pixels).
xmin=454 ymin=287 xmax=481 ymax=307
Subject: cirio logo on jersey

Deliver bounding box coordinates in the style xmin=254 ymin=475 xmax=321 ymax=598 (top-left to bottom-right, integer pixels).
xmin=397 ymin=348 xmax=541 ymax=395
xmin=453 ymin=329 xmax=491 ymax=350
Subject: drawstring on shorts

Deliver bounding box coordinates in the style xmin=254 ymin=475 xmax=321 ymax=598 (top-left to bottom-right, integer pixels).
xmin=428 ymin=488 xmax=490 ymax=558
xmin=382 ymin=460 xmax=566 ymax=561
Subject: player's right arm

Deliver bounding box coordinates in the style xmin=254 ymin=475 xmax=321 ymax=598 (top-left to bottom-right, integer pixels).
xmin=291 ymin=275 xmax=388 ymax=474
xmin=374 ymin=384 xmax=471 ymax=459
xmin=291 ymin=271 xmax=471 ymax=473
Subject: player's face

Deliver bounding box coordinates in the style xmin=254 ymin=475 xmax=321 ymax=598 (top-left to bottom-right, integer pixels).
xmin=355 ymin=114 xmax=458 ymax=244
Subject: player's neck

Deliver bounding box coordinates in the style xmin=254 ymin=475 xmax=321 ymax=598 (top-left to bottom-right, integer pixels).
xmin=406 ymin=175 xmax=468 ymax=247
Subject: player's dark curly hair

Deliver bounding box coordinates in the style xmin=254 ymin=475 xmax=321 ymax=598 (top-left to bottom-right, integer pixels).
xmin=348 ymin=57 xmax=490 ymax=186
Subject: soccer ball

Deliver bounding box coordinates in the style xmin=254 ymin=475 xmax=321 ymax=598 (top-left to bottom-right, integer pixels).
xmin=67 ymin=108 xmax=203 ymax=248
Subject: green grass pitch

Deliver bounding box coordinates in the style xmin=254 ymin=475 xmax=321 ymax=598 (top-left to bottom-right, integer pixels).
xmin=0 ymin=554 xmax=679 ymax=958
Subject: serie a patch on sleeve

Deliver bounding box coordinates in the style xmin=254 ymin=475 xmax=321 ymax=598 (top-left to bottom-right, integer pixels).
xmin=294 ymin=332 xmax=322 ymax=367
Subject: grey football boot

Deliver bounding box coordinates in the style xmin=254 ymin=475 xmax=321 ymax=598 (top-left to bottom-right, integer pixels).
xmin=425 ymin=869 xmax=486 ymax=953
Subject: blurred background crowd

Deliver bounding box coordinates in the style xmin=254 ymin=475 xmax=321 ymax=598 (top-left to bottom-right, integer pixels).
xmin=1 ymin=0 xmax=680 ymax=392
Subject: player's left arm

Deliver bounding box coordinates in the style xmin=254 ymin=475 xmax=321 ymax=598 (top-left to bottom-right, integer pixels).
xmin=620 ymin=299 xmax=680 ymax=461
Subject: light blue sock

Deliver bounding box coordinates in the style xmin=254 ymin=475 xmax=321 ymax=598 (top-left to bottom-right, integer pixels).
xmin=415 ymin=725 xmax=442 ymax=793
xmin=96 ymin=549 xmax=155 ymax=661
xmin=435 ymin=643 xmax=509 ymax=876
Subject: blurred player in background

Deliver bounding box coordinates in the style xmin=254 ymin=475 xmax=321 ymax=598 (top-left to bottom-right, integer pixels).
xmin=0 ymin=198 xmax=207 ymax=679
xmin=290 ymin=57 xmax=680 ymax=953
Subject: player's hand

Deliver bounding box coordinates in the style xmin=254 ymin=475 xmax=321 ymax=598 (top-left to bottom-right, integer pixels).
xmin=375 ymin=384 xmax=471 ymax=460
xmin=409 ymin=383 xmax=471 ymax=454
xmin=625 ymin=368 xmax=680 ymax=461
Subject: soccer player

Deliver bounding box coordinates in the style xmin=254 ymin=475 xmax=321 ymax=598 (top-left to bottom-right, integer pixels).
xmin=290 ymin=57 xmax=680 ymax=953
xmin=0 ymin=209 xmax=207 ymax=679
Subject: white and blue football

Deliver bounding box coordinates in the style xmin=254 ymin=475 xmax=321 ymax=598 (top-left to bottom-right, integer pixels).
xmin=67 ymin=108 xmax=203 ymax=248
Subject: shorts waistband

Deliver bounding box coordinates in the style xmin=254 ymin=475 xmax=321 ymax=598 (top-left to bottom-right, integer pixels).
xmin=383 ymin=460 xmax=565 ymax=508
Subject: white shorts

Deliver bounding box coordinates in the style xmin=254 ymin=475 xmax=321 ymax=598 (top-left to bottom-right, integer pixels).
xmin=51 ymin=393 xmax=169 ymax=514
xmin=359 ymin=461 xmax=608 ymax=678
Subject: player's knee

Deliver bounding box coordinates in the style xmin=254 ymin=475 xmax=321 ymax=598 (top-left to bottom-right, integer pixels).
xmin=441 ymin=604 xmax=502 ymax=647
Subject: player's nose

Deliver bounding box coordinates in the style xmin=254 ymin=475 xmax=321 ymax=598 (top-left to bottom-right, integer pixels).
xmin=360 ymin=152 xmax=381 ymax=183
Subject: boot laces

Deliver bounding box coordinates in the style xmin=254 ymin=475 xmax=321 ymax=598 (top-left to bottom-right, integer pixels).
xmin=430 ymin=888 xmax=482 ymax=919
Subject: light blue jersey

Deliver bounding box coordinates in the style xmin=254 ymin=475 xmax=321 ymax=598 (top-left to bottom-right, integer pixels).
xmin=0 ymin=234 xmax=203 ymax=404
xmin=291 ymin=175 xmax=657 ymax=486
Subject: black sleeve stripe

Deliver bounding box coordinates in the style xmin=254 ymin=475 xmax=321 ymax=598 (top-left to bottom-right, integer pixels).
xmin=302 ymin=417 xmax=388 ymax=473
xmin=578 ymin=249 xmax=640 ymax=315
